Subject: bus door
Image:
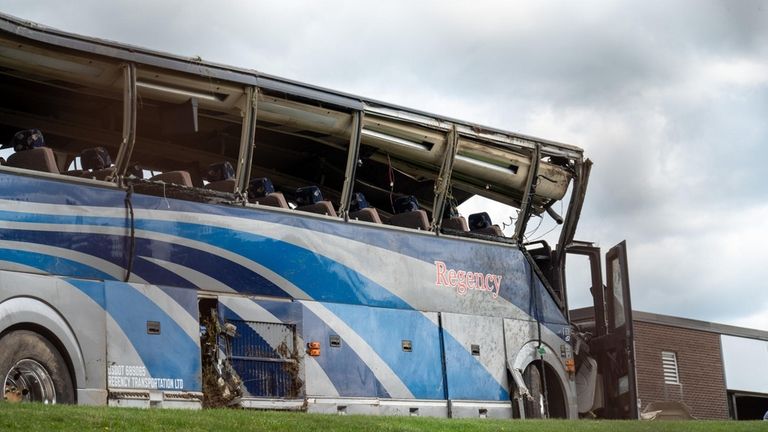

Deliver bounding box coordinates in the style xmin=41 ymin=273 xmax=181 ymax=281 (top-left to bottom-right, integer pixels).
xmin=568 ymin=240 xmax=637 ymax=419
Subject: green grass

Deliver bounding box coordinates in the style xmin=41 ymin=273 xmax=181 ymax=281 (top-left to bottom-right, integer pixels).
xmin=0 ymin=403 xmax=766 ymax=432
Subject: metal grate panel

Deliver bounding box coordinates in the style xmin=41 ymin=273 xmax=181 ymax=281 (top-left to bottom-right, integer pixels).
xmin=228 ymin=320 xmax=303 ymax=398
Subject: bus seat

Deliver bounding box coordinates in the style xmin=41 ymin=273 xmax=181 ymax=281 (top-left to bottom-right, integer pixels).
xmin=468 ymin=212 xmax=492 ymax=230
xmin=348 ymin=192 xmax=381 ymax=223
xmin=6 ymin=147 xmax=60 ymax=174
xmin=203 ymin=162 xmax=234 ymax=182
xmin=78 ymin=147 xmax=114 ymax=180
xmin=202 ymin=161 xmax=236 ymax=192
xmin=257 ymin=193 xmax=289 ymax=208
xmin=247 ymin=177 xmax=288 ymax=209
xmin=80 ymin=147 xmax=112 ymax=171
xmin=295 ymin=186 xmax=337 ymax=217
xmin=205 ymin=179 xmax=236 ymax=192
xmin=150 ymin=170 xmax=193 ymax=187
xmin=299 ymin=201 xmax=337 ymax=217
xmin=350 ymin=208 xmax=381 ymax=223
xmin=388 ymin=195 xmax=429 ymax=230
xmin=440 ymin=205 xmax=468 ymax=231
xmin=468 ymin=212 xmax=504 ymax=236
xmin=442 ymin=216 xmax=469 ymax=231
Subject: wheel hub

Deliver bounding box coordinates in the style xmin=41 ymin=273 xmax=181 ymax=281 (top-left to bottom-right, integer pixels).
xmin=3 ymin=359 xmax=56 ymax=404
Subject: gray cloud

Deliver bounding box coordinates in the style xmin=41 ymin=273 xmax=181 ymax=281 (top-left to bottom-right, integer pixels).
xmin=2 ymin=0 xmax=767 ymax=328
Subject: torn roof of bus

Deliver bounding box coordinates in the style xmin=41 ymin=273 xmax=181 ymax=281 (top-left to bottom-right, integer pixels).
xmin=0 ymin=12 xmax=585 ymax=218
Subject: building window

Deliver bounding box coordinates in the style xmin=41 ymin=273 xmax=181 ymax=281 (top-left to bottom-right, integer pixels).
xmin=661 ymin=351 xmax=680 ymax=384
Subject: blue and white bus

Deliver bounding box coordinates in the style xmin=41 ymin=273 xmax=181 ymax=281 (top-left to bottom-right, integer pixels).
xmin=0 ymin=13 xmax=637 ymax=419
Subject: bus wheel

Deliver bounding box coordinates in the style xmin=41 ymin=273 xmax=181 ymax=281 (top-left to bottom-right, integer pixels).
xmin=0 ymin=330 xmax=74 ymax=404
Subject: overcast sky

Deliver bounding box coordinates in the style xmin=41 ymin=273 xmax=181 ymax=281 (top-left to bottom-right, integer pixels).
xmin=2 ymin=0 xmax=767 ymax=330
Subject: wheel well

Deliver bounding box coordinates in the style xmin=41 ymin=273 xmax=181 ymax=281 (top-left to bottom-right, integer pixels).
xmin=1 ymin=322 xmax=78 ymax=403
xmin=539 ymin=360 xmax=567 ymax=418
xmin=515 ymin=359 xmax=568 ymax=419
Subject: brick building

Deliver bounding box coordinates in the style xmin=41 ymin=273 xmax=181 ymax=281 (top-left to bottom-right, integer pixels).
xmin=571 ymin=308 xmax=768 ymax=420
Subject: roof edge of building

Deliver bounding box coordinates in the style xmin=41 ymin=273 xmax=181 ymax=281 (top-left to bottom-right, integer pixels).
xmin=570 ymin=307 xmax=768 ymax=342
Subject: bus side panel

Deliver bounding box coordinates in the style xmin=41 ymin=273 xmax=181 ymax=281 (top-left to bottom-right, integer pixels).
xmin=104 ymin=281 xmax=201 ymax=406
xmin=441 ymin=312 xmax=511 ymax=418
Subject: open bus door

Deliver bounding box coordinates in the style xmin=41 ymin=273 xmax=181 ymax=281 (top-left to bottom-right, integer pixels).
xmin=568 ymin=240 xmax=637 ymax=419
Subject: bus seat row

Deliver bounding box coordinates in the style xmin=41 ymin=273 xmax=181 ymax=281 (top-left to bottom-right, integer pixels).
xmin=6 ymin=147 xmax=59 ymax=174
xmin=1 ymin=134 xmax=504 ymax=238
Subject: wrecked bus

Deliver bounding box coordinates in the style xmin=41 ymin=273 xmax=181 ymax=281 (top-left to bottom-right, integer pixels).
xmin=0 ymin=13 xmax=636 ymax=419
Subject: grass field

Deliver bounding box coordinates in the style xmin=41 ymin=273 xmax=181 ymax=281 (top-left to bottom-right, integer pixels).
xmin=0 ymin=403 xmax=766 ymax=432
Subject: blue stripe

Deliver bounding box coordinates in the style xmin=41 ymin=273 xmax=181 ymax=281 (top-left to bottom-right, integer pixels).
xmin=65 ymin=278 xmax=107 ymax=308
xmin=0 ymin=208 xmax=551 ymax=324
xmin=536 ymin=278 xmax=568 ymax=326
xmin=158 ymin=285 xmax=199 ymax=319
xmin=137 ymin=219 xmax=412 ymax=309
xmin=0 ymin=248 xmax=116 ymax=281
xmin=0 ymin=227 xmax=287 ymax=297
xmin=254 ymin=301 xmax=303 ymax=325
xmin=0 ymin=209 xmax=409 ymax=307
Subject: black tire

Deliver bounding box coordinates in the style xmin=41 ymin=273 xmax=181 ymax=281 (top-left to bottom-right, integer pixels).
xmin=0 ymin=329 xmax=75 ymax=404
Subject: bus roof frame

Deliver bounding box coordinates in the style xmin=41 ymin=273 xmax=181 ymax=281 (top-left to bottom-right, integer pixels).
xmin=0 ymin=12 xmax=583 ymax=162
